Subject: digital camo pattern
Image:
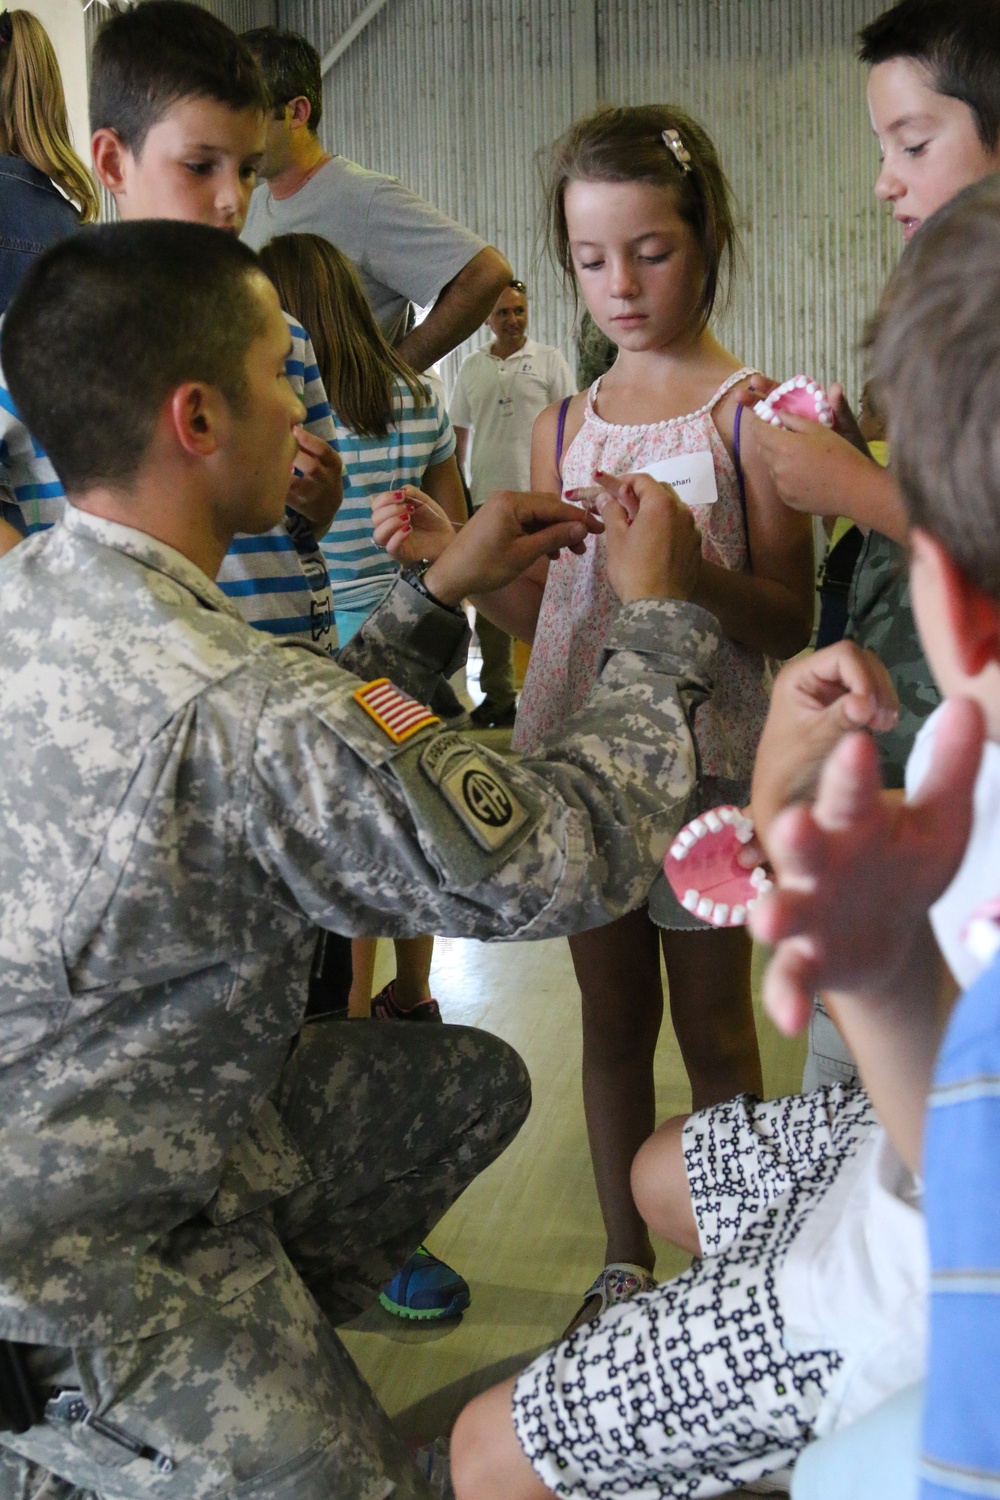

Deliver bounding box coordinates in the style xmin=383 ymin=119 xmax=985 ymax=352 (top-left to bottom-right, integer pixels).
xmin=512 ymin=1086 xmax=875 ymax=1498
xmin=844 ymin=528 xmax=940 ymax=789
xmin=2 ymin=1020 xmax=529 ymax=1500
xmin=575 ymin=313 xmax=617 ymax=391
xmin=0 ymin=504 xmax=720 ymax=1351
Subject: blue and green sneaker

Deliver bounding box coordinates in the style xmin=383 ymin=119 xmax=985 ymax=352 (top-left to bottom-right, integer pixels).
xmin=378 ymin=1246 xmax=470 ymax=1321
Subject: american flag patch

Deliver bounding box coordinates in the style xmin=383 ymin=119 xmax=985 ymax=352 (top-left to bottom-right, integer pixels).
xmin=352 ymin=678 xmax=440 ymax=744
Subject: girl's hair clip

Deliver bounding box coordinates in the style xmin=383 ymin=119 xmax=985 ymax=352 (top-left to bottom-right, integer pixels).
xmin=0 ymin=11 xmax=12 ymax=45
xmin=662 ymin=128 xmax=693 ymax=175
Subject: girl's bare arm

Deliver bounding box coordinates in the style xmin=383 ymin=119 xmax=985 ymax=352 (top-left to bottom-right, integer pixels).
xmin=692 ymin=384 xmax=815 ymax=658
xmin=422 ymin=454 xmax=469 ymax=527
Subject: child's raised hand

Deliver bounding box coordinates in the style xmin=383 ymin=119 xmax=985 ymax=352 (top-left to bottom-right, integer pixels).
xmin=371 ymin=485 xmax=456 ymax=564
xmin=749 ymin=641 xmax=899 ymax=842
xmin=751 ymin=696 xmax=985 ymax=1036
xmin=286 ymin=427 xmax=343 ymax=538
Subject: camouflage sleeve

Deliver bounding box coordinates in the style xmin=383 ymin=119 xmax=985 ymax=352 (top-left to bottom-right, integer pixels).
xmin=246 ymin=598 xmax=719 ymax=942
xmin=336 ymin=574 xmax=470 ymax=701
xmin=844 ymin=529 xmax=941 ymax=788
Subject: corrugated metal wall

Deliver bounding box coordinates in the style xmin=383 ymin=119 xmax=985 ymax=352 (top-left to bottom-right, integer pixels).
xmin=278 ymin=0 xmax=897 ymax=401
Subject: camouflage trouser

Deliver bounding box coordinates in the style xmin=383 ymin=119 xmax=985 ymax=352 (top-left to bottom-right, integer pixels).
xmin=0 ymin=1019 xmax=531 ymax=1500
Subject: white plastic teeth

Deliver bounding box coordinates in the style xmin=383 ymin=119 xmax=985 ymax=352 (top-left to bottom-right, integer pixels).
xmin=749 ymin=866 xmax=773 ymax=894
xmin=669 ymin=806 xmax=753 ymax=863
xmin=683 ymin=889 xmax=748 ymax=926
xmin=753 ymin=376 xmax=836 ymax=430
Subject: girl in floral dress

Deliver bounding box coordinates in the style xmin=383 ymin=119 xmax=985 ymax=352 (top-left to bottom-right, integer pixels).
xmin=514 ymin=105 xmax=814 ymax=1326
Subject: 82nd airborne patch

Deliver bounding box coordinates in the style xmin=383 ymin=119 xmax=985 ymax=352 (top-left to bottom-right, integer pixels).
xmin=419 ymin=733 xmax=529 ymax=852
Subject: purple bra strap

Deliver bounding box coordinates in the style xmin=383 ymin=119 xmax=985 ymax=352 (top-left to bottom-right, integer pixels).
xmin=733 ymin=402 xmax=751 ymax=568
xmin=555 ymin=395 xmax=572 ymax=480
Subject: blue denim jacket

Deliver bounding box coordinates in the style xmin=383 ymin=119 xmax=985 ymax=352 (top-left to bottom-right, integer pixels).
xmin=0 ymin=154 xmax=81 ymax=314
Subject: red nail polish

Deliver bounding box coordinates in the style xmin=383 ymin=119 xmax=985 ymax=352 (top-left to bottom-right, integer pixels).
xmin=394 ymin=489 xmax=405 ymax=499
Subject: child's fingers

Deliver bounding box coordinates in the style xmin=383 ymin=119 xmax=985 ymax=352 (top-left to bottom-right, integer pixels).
xmin=292 ymin=425 xmax=334 ymax=458
xmin=736 ymin=375 xmax=779 ymax=408
xmin=761 ymin=937 xmax=820 ymax=1036
xmin=810 ymin=729 xmax=884 ymax=833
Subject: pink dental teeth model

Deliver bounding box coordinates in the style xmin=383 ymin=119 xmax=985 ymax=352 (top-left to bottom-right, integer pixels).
xmin=663 ymin=806 xmax=772 ymax=928
xmin=753 ymin=375 xmax=835 ymax=430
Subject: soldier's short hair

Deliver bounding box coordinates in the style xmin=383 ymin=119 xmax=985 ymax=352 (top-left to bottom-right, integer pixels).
xmin=242 ymin=27 xmax=323 ymax=133
xmin=90 ymin=1 xmax=269 ymax=154
xmin=859 ymin=0 xmax=1000 ymax=150
xmin=2 ymin=221 xmax=268 ymax=495
xmin=867 ymin=174 xmax=1000 ymax=602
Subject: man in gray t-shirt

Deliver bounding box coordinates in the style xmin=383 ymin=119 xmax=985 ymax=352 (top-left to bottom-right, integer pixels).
xmin=242 ymin=27 xmax=510 ymax=371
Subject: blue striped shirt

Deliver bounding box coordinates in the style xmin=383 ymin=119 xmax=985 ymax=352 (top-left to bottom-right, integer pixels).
xmin=323 ymin=375 xmax=455 ymax=619
xmin=922 ymin=952 xmax=1000 ymax=1500
xmin=0 ymin=312 xmax=337 ymax=652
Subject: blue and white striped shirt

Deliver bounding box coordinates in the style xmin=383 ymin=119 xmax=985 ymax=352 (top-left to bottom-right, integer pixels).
xmin=0 ymin=312 xmax=337 ymax=652
xmin=922 ymin=951 xmax=1000 ymax=1500
xmin=323 ymin=375 xmax=455 ymax=619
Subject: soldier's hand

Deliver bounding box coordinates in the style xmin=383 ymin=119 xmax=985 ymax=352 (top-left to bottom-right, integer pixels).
xmin=423 ymin=490 xmax=602 ymax=605
xmin=602 ymin=472 xmax=702 ymax=604
xmin=749 ymin=642 xmax=899 ymax=844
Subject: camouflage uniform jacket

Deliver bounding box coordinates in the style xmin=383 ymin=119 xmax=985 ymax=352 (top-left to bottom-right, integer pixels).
xmin=844 ymin=527 xmax=941 ymax=789
xmin=0 ymin=506 xmax=719 ymax=1348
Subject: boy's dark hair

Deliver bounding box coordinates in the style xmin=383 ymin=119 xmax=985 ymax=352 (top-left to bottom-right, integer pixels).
xmin=2 ymin=222 xmax=268 ymax=494
xmin=867 ymin=175 xmax=1000 ymax=603
xmin=242 ymin=27 xmax=323 ymax=133
xmin=90 ymin=1 xmax=269 ymax=153
xmin=544 ymin=104 xmax=738 ymax=332
xmin=858 ymin=0 xmax=1000 ymax=149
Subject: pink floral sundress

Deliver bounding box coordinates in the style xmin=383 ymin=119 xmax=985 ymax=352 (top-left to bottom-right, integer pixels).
xmin=513 ymin=367 xmax=771 ymax=801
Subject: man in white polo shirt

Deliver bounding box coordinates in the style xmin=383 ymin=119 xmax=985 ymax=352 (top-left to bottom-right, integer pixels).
xmin=451 ymin=279 xmax=575 ymax=728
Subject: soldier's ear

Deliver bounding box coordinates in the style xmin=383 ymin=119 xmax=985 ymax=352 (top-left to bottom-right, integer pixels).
xmin=168 ymin=383 xmax=224 ymax=458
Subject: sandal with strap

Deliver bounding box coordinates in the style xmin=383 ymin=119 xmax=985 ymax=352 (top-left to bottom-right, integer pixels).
xmin=563 ymin=1261 xmax=657 ymax=1338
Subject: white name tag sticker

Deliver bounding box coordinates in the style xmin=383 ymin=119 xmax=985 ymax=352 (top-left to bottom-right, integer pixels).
xmin=638 ymin=450 xmax=718 ymax=507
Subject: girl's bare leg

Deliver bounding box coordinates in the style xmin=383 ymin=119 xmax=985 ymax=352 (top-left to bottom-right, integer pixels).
xmin=347 ymin=936 xmax=378 ymax=1017
xmin=390 ymin=932 xmax=435 ymax=1010
xmin=570 ymin=908 xmax=663 ymax=1271
xmin=631 ymin=1113 xmax=700 ymax=1255
xmin=660 ymin=924 xmax=762 ymax=1111
xmin=451 ymin=1378 xmax=555 ymax=1500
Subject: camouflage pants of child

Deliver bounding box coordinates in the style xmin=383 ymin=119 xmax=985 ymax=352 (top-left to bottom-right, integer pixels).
xmin=0 ymin=1019 xmax=531 ymax=1500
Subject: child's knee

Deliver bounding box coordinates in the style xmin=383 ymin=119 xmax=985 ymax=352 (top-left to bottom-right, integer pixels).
xmin=631 ymin=1114 xmax=698 ymax=1251
xmin=451 ymin=1379 xmax=545 ymax=1500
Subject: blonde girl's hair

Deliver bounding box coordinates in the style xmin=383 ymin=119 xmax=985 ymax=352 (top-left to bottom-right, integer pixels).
xmin=0 ymin=10 xmax=99 ymax=223
xmin=258 ymin=233 xmax=429 ymax=439
xmin=545 ymin=103 xmax=738 ymax=332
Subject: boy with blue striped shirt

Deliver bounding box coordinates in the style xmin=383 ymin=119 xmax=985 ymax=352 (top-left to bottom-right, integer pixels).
xmin=757 ymin=176 xmax=1000 ymax=1500
xmin=0 ymin=0 xmax=341 ymax=652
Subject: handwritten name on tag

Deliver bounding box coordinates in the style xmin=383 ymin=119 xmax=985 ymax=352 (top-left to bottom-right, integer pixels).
xmin=639 ymin=450 xmax=718 ymax=507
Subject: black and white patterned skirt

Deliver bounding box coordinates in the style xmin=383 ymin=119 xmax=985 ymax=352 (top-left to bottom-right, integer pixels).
xmin=512 ymin=1084 xmax=875 ymax=1498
